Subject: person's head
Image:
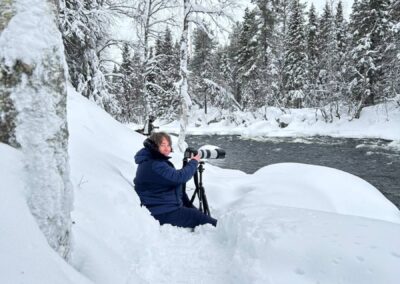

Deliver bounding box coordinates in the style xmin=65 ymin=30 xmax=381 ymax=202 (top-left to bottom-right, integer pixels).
xmin=149 ymin=132 xmax=172 ymax=156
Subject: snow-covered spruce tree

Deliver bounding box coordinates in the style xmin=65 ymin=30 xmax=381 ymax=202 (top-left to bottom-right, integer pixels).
xmin=116 ymin=43 xmax=144 ymax=123
xmin=189 ymin=26 xmax=217 ymax=114
xmin=236 ymin=7 xmax=260 ymax=110
xmin=60 ymin=0 xmax=119 ymax=116
xmin=335 ymin=1 xmax=348 ymax=70
xmin=334 ymin=0 xmax=348 ymax=108
xmin=273 ymin=0 xmax=291 ymax=109
xmin=250 ymin=0 xmax=279 ymax=108
xmin=148 ymin=27 xmax=180 ymax=120
xmin=225 ymin=22 xmax=243 ymax=104
xmin=316 ymin=1 xmax=342 ymax=121
xmin=108 ymin=64 xmax=124 ymax=120
xmin=189 ymin=42 xmax=242 ymax=118
xmin=0 ymin=0 xmax=73 ymax=259
xmin=347 ymin=0 xmax=391 ymax=118
xmin=385 ymin=0 xmax=400 ymax=101
xmin=210 ymin=48 xmax=239 ymax=110
xmin=306 ymin=3 xmax=319 ymax=107
xmin=110 ymin=64 xmax=120 ymax=93
xmin=116 ymin=44 xmax=130 ymax=122
xmin=130 ymin=52 xmax=146 ymax=121
xmin=283 ymin=0 xmax=307 ymax=108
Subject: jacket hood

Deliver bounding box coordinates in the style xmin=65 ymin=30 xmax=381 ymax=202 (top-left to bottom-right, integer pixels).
xmin=134 ymin=148 xmax=152 ymax=164
xmin=134 ymin=138 xmax=170 ymax=164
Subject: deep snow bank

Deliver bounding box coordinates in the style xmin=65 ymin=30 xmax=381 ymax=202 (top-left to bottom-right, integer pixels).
xmin=251 ymin=163 xmax=400 ymax=223
xmin=0 ymin=144 xmax=91 ymax=284
xmin=1 ymin=89 xmax=399 ymax=284
xmin=66 ymin=90 xmax=400 ymax=283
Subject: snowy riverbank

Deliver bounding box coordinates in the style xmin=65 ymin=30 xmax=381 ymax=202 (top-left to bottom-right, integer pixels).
xmin=148 ymin=102 xmax=400 ymax=142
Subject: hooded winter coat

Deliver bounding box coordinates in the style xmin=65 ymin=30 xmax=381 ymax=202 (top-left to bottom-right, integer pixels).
xmin=134 ymin=139 xmax=198 ymax=215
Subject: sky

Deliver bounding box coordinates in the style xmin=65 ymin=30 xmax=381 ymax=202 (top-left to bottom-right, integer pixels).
xmin=237 ymin=0 xmax=355 ymax=17
xmin=306 ymin=0 xmax=354 ymax=18
xmin=108 ymin=0 xmax=356 ymax=65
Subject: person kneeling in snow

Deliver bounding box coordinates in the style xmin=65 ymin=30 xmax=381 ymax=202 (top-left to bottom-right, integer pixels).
xmin=134 ymin=132 xmax=217 ymax=229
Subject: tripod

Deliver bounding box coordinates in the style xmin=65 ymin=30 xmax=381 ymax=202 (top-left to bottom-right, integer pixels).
xmin=182 ymin=159 xmax=211 ymax=216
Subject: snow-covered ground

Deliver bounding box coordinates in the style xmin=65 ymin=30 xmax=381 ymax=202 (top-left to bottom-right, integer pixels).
xmin=1 ymin=89 xmax=400 ymax=283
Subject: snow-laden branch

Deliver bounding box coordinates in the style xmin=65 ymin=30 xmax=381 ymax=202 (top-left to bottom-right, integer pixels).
xmin=203 ymin=78 xmax=242 ymax=110
xmin=186 ymin=0 xmax=239 ymax=33
xmin=145 ymin=81 xmax=172 ymax=94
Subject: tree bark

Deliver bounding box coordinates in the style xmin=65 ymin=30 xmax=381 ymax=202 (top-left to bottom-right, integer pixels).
xmin=0 ymin=0 xmax=18 ymax=146
xmin=0 ymin=0 xmax=73 ymax=260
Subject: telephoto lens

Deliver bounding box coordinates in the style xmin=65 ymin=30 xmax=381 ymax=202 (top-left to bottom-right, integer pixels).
xmin=184 ymin=145 xmax=226 ymax=160
xmin=197 ymin=145 xmax=225 ymax=159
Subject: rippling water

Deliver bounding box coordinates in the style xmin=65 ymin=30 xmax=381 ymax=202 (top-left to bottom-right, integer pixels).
xmin=186 ymin=135 xmax=400 ymax=209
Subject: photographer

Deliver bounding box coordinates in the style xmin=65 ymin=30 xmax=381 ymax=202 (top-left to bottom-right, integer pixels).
xmin=134 ymin=132 xmax=217 ymax=229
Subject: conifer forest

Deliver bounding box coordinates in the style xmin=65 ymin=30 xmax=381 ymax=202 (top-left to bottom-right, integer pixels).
xmin=5 ymin=0 xmax=400 ymax=126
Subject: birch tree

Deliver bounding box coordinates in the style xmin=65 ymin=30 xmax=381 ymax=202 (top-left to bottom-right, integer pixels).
xmin=0 ymin=0 xmax=73 ymax=259
xmin=131 ymin=0 xmax=179 ymax=119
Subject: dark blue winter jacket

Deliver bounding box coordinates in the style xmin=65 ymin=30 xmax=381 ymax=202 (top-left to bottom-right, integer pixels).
xmin=134 ymin=139 xmax=198 ymax=215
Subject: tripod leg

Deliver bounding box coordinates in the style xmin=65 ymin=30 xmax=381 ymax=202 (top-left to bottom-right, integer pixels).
xmin=200 ymin=186 xmax=210 ymax=216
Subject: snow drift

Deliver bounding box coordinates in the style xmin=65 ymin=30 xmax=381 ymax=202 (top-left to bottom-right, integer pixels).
xmin=1 ymin=88 xmax=400 ymax=284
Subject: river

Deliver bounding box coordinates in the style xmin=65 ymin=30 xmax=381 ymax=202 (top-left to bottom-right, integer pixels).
xmin=186 ymin=135 xmax=400 ymax=209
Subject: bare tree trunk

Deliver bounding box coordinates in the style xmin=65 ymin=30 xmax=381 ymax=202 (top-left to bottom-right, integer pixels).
xmin=142 ymin=0 xmax=152 ymax=118
xmin=0 ymin=0 xmax=73 ymax=260
xmin=177 ymin=0 xmax=192 ymax=151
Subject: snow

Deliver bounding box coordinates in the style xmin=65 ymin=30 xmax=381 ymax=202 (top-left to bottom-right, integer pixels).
xmin=0 ymin=0 xmax=62 ymax=65
xmin=1 ymin=86 xmax=400 ymax=283
xmin=155 ymin=103 xmax=400 ymax=142
xmin=0 ymin=144 xmax=90 ymax=284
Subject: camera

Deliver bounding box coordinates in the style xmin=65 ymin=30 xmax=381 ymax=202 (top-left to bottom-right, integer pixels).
xmin=184 ymin=145 xmax=226 ymax=160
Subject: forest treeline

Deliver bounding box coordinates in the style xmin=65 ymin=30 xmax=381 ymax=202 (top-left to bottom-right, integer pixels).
xmin=60 ymin=0 xmax=400 ymax=123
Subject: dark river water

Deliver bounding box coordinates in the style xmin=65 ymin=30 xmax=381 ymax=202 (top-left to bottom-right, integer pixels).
xmin=186 ymin=135 xmax=400 ymax=209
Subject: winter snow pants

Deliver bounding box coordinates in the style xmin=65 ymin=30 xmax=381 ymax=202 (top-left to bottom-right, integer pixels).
xmin=154 ymin=207 xmax=217 ymax=229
